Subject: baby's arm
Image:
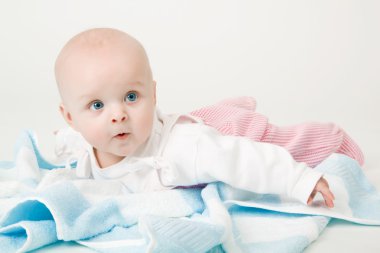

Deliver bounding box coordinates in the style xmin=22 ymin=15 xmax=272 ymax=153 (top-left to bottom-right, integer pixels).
xmin=164 ymin=123 xmax=330 ymax=206
xmin=308 ymin=177 xmax=335 ymax=208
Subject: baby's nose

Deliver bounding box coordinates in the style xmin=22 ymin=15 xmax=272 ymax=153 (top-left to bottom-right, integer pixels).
xmin=111 ymin=105 xmax=128 ymax=123
xmin=112 ymin=116 xmax=126 ymax=123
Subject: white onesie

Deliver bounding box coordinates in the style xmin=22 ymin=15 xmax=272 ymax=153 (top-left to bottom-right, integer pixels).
xmin=55 ymin=110 xmax=322 ymax=204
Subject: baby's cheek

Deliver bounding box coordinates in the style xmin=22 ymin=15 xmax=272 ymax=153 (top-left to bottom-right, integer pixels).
xmin=137 ymin=114 xmax=154 ymax=138
xmin=84 ymin=124 xmax=105 ymax=147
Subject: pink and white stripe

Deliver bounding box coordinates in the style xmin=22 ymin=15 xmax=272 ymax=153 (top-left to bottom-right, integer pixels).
xmin=190 ymin=97 xmax=364 ymax=168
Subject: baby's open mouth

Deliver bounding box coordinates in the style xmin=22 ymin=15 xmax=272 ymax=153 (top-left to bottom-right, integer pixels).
xmin=115 ymin=133 xmax=130 ymax=139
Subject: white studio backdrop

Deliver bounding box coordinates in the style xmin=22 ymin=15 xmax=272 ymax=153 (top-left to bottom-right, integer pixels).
xmin=0 ymin=0 xmax=379 ymax=165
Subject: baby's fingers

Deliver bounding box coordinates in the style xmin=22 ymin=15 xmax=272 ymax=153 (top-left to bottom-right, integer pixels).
xmin=308 ymin=177 xmax=335 ymax=208
xmin=307 ymin=191 xmax=316 ymax=205
xmin=320 ymin=186 xmax=335 ymax=208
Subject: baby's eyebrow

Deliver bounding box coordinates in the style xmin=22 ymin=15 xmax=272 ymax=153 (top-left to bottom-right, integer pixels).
xmin=127 ymin=81 xmax=144 ymax=87
xmin=78 ymin=94 xmax=103 ymax=106
xmin=122 ymin=81 xmax=147 ymax=91
xmin=78 ymin=94 xmax=96 ymax=102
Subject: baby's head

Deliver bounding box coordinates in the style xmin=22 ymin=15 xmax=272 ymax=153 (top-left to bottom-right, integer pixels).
xmin=55 ymin=28 xmax=156 ymax=167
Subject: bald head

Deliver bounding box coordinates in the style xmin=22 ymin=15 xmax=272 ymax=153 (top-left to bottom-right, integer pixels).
xmin=55 ymin=28 xmax=153 ymax=103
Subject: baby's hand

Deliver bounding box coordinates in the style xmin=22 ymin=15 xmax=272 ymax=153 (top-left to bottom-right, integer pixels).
xmin=307 ymin=177 xmax=335 ymax=208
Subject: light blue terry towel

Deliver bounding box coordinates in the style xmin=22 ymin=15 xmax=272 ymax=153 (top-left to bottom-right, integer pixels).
xmin=1 ymin=130 xmax=380 ymax=253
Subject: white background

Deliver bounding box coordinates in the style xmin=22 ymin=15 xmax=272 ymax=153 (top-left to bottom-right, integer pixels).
xmin=0 ymin=0 xmax=379 ymax=163
xmin=0 ymin=1 xmax=379 ymax=252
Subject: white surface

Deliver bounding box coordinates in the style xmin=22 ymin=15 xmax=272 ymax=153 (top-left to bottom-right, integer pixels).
xmin=306 ymin=168 xmax=380 ymax=252
xmin=0 ymin=1 xmax=379 ymax=252
xmin=29 ymin=165 xmax=380 ymax=253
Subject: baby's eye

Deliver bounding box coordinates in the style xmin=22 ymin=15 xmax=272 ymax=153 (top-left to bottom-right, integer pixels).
xmin=90 ymin=101 xmax=104 ymax=110
xmin=125 ymin=92 xmax=138 ymax=102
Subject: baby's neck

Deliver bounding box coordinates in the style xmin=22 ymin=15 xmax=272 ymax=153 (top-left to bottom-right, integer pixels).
xmin=93 ymin=148 xmax=125 ymax=168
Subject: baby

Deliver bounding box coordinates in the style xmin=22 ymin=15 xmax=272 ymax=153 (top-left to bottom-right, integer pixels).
xmin=55 ymin=28 xmax=334 ymax=207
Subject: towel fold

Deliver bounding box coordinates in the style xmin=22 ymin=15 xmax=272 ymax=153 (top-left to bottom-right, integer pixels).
xmin=0 ymin=130 xmax=379 ymax=253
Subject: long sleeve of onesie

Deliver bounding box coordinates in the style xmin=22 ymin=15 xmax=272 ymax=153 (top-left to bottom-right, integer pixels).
xmin=190 ymin=96 xmax=364 ymax=167
xmin=162 ymin=123 xmax=323 ymax=204
xmin=54 ymin=113 xmax=322 ymax=203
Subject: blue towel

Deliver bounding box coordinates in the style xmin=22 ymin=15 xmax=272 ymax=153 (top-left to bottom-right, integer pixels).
xmin=1 ymin=130 xmax=380 ymax=253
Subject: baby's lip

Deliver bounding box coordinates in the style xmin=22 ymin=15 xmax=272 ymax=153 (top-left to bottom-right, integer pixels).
xmin=114 ymin=132 xmax=130 ymax=139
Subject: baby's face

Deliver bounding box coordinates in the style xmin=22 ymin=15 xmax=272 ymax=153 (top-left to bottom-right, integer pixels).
xmin=56 ymin=31 xmax=156 ymax=167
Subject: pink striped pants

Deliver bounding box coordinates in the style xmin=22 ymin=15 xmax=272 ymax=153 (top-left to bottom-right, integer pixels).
xmin=190 ymin=97 xmax=364 ymax=168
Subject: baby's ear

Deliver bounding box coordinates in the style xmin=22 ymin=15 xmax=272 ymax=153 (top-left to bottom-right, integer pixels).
xmin=59 ymin=103 xmax=74 ymax=127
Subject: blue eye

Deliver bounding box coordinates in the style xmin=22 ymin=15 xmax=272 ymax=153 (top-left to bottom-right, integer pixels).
xmin=125 ymin=92 xmax=138 ymax=102
xmin=90 ymin=101 xmax=104 ymax=110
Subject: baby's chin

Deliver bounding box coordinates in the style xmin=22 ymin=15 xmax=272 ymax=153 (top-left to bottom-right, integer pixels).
xmin=112 ymin=148 xmax=137 ymax=158
xmin=93 ymin=147 xmax=129 ymax=160
xmin=96 ymin=140 xmax=147 ymax=159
